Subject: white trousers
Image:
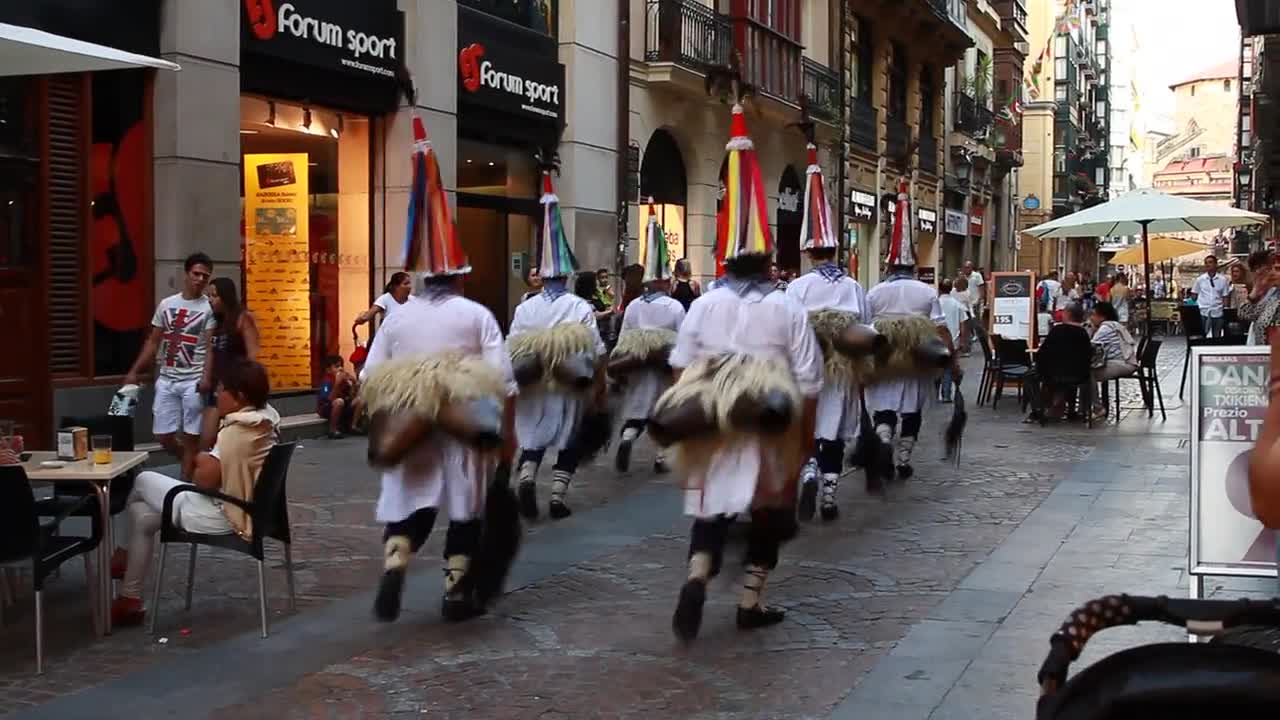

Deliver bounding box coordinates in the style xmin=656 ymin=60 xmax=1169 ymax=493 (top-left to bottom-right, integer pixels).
xmin=120 ymin=470 xmax=232 ymax=599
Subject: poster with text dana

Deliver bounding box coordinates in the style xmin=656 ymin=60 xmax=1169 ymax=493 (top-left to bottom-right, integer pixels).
xmin=1193 ymin=351 xmax=1278 ymax=575
xmin=244 ymin=153 xmax=312 ymax=392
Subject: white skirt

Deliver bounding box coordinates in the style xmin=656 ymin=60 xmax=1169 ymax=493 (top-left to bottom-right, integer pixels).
xmin=864 ymin=377 xmax=930 ymax=416
xmin=815 ymin=376 xmax=861 ymax=441
xmin=515 ymin=387 xmax=586 ymax=451
xmin=376 ymin=435 xmax=492 ymax=524
xmin=620 ymin=368 xmax=669 ymax=422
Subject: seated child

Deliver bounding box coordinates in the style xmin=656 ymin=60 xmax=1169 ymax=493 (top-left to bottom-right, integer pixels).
xmin=318 ymin=355 xmax=356 ymax=439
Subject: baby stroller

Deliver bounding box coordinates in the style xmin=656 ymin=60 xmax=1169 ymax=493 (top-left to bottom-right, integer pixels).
xmin=1037 ymin=594 xmax=1280 ymax=719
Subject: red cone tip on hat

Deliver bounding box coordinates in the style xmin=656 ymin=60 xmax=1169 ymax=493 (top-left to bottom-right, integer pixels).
xmin=805 ymin=143 xmax=819 ymax=169
xmin=412 ymin=115 xmax=428 ymax=145
xmin=541 ymin=171 xmax=556 ymax=199
xmin=726 ymin=104 xmax=753 ymax=152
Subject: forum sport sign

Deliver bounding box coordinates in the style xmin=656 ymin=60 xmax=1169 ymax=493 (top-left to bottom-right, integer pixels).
xmin=457 ymin=8 xmax=565 ymax=125
xmin=242 ymin=0 xmax=405 ymax=79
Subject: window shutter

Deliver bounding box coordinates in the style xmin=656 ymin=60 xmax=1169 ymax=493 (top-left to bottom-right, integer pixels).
xmin=45 ymin=76 xmax=86 ymax=376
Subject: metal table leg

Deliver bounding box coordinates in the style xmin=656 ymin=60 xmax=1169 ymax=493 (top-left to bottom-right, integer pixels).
xmin=92 ymin=481 xmax=113 ymax=635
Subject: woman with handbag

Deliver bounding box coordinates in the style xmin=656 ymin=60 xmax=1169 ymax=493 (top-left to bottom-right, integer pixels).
xmin=1088 ymin=301 xmax=1138 ymax=420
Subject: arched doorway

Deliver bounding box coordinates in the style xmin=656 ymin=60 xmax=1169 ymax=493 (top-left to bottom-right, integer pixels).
xmin=776 ymin=165 xmax=803 ymax=274
xmin=639 ymin=129 xmax=688 ymax=270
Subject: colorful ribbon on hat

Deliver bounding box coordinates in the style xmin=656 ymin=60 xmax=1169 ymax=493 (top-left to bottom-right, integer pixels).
xmin=715 ymin=104 xmax=773 ymax=263
xmin=403 ymin=115 xmax=469 ymax=275
xmin=537 ymin=172 xmax=578 ymax=277
xmin=799 ymin=143 xmax=837 ymax=251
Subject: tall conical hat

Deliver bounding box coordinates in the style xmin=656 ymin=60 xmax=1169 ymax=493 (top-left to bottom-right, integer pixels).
xmin=883 ymin=178 xmax=916 ymax=267
xmin=403 ymin=115 xmax=470 ymax=276
xmin=536 ymin=171 xmax=578 ymax=278
xmin=799 ymin=143 xmax=837 ymax=251
xmin=641 ymin=198 xmax=671 ymax=283
xmin=715 ymin=104 xmax=773 ymax=264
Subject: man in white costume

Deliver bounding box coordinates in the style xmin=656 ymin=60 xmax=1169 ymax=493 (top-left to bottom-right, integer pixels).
xmin=786 ymin=143 xmax=868 ymax=522
xmin=656 ymin=102 xmax=822 ymax=643
xmin=613 ymin=204 xmax=686 ymax=473
xmin=509 ymin=171 xmax=607 ymax=521
xmin=863 ymin=179 xmax=958 ymax=481
xmin=358 ymin=114 xmax=517 ymax=620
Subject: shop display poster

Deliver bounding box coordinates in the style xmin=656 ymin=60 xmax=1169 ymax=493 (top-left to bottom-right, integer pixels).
xmin=243 ymin=153 xmax=312 ymax=392
xmin=990 ymin=272 xmax=1034 ymax=342
xmin=1190 ymin=348 xmax=1278 ymax=577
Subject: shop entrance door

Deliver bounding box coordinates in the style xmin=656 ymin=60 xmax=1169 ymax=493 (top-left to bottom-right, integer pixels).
xmin=457 ymin=195 xmax=539 ymax=332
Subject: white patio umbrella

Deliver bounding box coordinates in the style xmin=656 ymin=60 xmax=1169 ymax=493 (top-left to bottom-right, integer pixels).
xmin=1023 ymin=189 xmax=1268 ymax=335
xmin=0 ymin=23 xmax=181 ymax=76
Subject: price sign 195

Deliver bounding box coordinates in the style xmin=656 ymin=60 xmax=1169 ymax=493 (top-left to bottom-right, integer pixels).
xmin=994 ymin=314 xmax=1013 ymax=325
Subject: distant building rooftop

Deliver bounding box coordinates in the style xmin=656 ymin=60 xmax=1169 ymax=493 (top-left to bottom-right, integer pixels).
xmin=1154 ymin=155 xmax=1232 ymax=176
xmin=1169 ymin=60 xmax=1238 ymax=89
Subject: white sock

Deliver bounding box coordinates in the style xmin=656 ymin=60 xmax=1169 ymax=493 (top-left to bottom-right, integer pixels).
xmin=896 ymin=437 xmax=916 ymax=466
xmin=443 ymin=554 xmax=469 ymax=595
xmin=518 ymin=457 xmax=540 ymax=485
xmin=550 ymin=469 xmax=571 ymax=502
xmin=384 ymin=536 xmax=411 ymax=572
xmin=740 ymin=565 xmax=769 ymax=609
xmin=802 ymin=457 xmax=818 ymax=484
xmin=688 ymin=551 xmax=712 ymax=581
xmin=820 ymin=473 xmax=839 ymax=507
xmin=621 ymin=427 xmax=640 ymax=442
xmin=875 ymin=423 xmax=894 ymax=445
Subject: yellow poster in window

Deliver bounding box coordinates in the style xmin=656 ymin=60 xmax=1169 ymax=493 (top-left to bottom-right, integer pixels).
xmin=243 ymin=153 xmax=311 ymax=392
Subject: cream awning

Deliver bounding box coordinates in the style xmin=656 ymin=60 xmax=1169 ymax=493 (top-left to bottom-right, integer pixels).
xmin=0 ymin=23 xmax=180 ymax=76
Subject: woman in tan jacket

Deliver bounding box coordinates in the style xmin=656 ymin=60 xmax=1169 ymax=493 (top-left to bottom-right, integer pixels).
xmin=112 ymin=360 xmax=279 ymax=626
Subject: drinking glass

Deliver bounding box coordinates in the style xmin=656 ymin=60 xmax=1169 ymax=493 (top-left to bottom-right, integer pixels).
xmin=92 ymin=434 xmax=113 ymax=465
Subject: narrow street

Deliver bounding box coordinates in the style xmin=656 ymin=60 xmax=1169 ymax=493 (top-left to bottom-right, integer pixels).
xmin=4 ymin=342 xmax=1267 ymax=720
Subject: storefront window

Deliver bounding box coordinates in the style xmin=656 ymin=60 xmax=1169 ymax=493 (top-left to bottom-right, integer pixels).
xmin=461 ymin=0 xmax=557 ymax=35
xmin=240 ymin=96 xmax=371 ymax=391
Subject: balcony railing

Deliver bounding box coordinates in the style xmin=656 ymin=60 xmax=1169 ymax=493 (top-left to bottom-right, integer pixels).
xmin=993 ymin=0 xmax=1028 ymax=36
xmin=953 ymin=92 xmax=994 ymax=136
xmin=801 ymin=57 xmax=839 ymax=124
xmin=886 ymin=116 xmax=910 ymax=161
xmin=850 ymin=101 xmax=878 ymax=151
xmin=919 ymin=133 xmax=939 ymax=175
xmin=645 ymin=0 xmax=732 ymax=71
xmin=733 ymin=16 xmax=802 ymax=104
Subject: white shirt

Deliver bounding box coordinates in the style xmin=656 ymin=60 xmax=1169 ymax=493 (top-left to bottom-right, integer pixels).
xmin=620 ymin=294 xmax=686 ymax=332
xmin=784 ymin=270 xmax=868 ymax=319
xmin=939 ymin=293 xmax=969 ymax=340
xmin=966 ymin=272 xmax=985 ymax=307
xmin=865 ymin=277 xmax=947 ymax=327
xmin=949 ymin=289 xmax=974 ymax=319
xmin=669 ymin=286 xmax=823 ymax=398
xmin=1192 ymin=272 xmax=1231 ymax=318
xmin=151 ymin=293 xmax=216 ymax=381
xmin=509 ymin=292 xmax=607 ymax=356
xmin=373 ymin=292 xmax=409 ymax=318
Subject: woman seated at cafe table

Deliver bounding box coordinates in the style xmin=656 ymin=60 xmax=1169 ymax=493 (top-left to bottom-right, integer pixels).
xmin=111 ymin=360 xmax=279 ymax=627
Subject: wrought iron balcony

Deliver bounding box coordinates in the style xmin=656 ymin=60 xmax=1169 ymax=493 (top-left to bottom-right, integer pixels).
xmin=644 ymin=0 xmax=733 ymax=72
xmin=953 ymin=92 xmax=994 ymax=136
xmin=801 ymin=57 xmax=839 ymax=124
xmin=919 ymin=133 xmax=939 ymax=176
xmin=849 ymin=101 xmax=878 ymax=152
xmin=992 ymin=0 xmax=1028 ymax=39
xmin=734 ymin=15 xmax=803 ymax=105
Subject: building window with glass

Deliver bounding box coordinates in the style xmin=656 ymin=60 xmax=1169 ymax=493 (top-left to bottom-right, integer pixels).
xmin=239 ymin=97 xmax=373 ymax=391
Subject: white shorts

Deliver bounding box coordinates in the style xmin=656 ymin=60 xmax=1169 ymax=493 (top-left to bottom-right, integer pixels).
xmin=153 ymin=376 xmax=203 ymax=436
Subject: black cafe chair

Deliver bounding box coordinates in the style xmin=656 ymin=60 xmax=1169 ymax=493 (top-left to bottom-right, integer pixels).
xmin=0 ymin=466 xmax=102 ymax=674
xmin=1116 ymin=337 xmax=1166 ymax=422
xmin=149 ymin=443 xmax=297 ymax=638
xmin=991 ymin=335 xmax=1032 ymax=410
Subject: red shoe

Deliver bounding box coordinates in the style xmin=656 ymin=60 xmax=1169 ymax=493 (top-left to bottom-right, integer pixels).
xmin=110 ymin=548 xmax=127 ymax=580
xmin=111 ymin=596 xmax=145 ymax=627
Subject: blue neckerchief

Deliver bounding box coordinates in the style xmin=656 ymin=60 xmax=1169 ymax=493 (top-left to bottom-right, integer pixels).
xmin=541 ymin=277 xmax=568 ymax=302
xmin=642 ymin=289 xmax=668 ymax=303
xmin=419 ymin=281 xmax=457 ymax=301
xmin=719 ymin=274 xmax=775 ymax=297
xmin=887 ymin=268 xmax=915 ymax=282
xmin=813 ymin=262 xmax=846 ymax=283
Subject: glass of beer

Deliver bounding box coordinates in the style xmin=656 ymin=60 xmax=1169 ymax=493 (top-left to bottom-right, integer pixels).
xmin=92 ymin=434 xmax=113 ymax=465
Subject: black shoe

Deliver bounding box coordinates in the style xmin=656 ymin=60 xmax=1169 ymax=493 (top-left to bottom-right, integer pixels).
xmin=548 ymin=498 xmax=572 ymax=520
xmin=441 ymin=594 xmax=485 ymax=622
xmin=876 ymin=443 xmax=895 ymax=483
xmin=373 ymin=568 xmax=405 ymax=622
xmin=518 ymin=482 xmax=539 ymax=520
xmin=615 ymin=438 xmax=633 ymax=472
xmin=896 ymin=464 xmax=914 ymax=480
xmin=820 ymin=503 xmax=839 ymax=521
xmin=672 ymin=579 xmax=706 ymax=643
xmin=798 ymin=482 xmax=817 ymax=521
xmin=328 ymin=431 xmax=345 ymax=440
xmin=737 ymin=604 xmax=786 ymax=629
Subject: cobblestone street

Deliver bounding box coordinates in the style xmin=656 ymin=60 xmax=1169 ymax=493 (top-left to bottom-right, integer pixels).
xmin=2 ymin=339 xmax=1272 ymax=719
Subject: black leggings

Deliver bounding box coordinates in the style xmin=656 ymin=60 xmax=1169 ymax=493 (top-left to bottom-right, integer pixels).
xmin=871 ymin=411 xmax=922 ymax=439
xmin=814 ymin=438 xmax=845 ymax=474
xmin=383 ymin=508 xmax=482 ymax=559
xmin=519 ymin=445 xmax=582 ymax=474
xmin=687 ymin=507 xmax=796 ymax=576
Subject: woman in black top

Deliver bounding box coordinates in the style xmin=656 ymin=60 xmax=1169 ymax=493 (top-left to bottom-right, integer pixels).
xmin=199 ymin=277 xmax=259 ymax=450
xmin=671 ymin=257 xmax=701 ymax=310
